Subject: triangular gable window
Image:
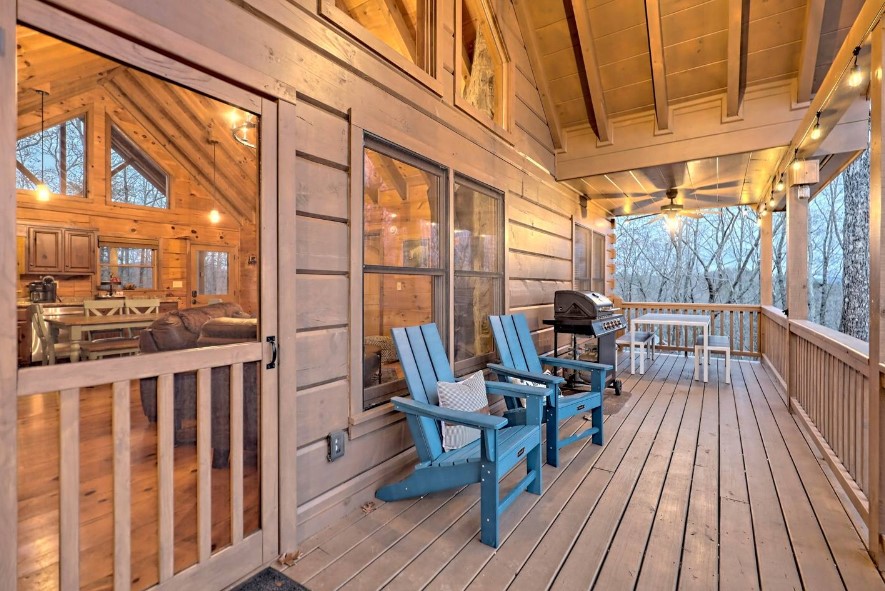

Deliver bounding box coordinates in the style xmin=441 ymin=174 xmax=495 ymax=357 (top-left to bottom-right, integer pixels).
xmin=110 ymin=125 xmax=169 ymax=209
xmin=457 ymin=0 xmax=509 ymax=129
xmin=16 ymin=115 xmax=86 ymax=197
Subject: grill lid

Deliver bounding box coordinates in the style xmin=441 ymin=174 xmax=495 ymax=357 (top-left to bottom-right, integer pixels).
xmin=554 ymin=290 xmax=616 ymax=320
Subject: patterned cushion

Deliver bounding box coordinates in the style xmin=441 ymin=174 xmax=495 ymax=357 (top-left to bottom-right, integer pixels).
xmin=364 ymin=335 xmax=398 ymax=363
xmin=437 ymin=370 xmax=489 ymax=451
xmin=509 ymin=369 xmax=553 ymax=388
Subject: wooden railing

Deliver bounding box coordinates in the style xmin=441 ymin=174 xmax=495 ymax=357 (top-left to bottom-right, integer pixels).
xmin=618 ymin=301 xmax=760 ymax=357
xmin=757 ymin=309 xmax=875 ymax=536
xmin=15 ymin=344 xmax=266 ymax=590
xmin=760 ymin=306 xmax=789 ymax=388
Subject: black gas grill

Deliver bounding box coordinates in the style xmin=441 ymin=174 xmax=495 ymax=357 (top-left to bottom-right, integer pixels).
xmin=544 ymin=291 xmax=624 ymax=395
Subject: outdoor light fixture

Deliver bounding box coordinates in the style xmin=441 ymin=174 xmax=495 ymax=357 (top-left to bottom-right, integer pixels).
xmin=35 ymin=90 xmax=50 ymax=202
xmin=775 ymin=175 xmax=785 ymax=192
xmin=229 ymin=109 xmax=257 ymax=149
xmin=768 ymin=193 xmax=776 ymax=208
xmin=849 ymin=46 xmax=863 ymax=87
xmin=810 ymin=111 xmax=822 ymax=140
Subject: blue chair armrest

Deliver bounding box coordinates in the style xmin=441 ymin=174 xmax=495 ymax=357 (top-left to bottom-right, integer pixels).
xmin=487 ymin=363 xmax=567 ymax=386
xmin=485 ymin=380 xmax=553 ymax=400
xmin=390 ymin=397 xmax=507 ymax=430
xmin=539 ymin=356 xmax=613 ymax=372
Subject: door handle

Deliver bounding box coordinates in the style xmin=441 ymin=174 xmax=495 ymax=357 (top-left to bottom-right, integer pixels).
xmin=266 ymin=335 xmax=278 ymax=369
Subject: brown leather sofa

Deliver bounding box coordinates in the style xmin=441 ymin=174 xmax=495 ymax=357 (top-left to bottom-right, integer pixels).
xmin=138 ymin=302 xmax=259 ymax=468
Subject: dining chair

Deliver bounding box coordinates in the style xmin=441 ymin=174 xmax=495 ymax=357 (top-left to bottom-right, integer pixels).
xmin=124 ymin=298 xmax=160 ymax=315
xmin=29 ymin=304 xmax=72 ymax=365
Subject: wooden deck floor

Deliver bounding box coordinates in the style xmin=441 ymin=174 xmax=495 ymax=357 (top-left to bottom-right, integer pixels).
xmin=283 ymin=353 xmax=885 ymax=591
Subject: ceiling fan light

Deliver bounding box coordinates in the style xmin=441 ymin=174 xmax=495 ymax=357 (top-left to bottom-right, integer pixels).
xmin=664 ymin=213 xmax=680 ymax=233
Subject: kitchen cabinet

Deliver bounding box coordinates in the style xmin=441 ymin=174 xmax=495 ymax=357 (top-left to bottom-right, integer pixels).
xmin=25 ymin=225 xmax=96 ymax=275
xmin=17 ymin=307 xmax=31 ymax=366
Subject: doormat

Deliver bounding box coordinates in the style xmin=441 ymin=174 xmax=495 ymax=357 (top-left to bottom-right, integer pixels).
xmin=603 ymin=387 xmax=632 ymax=416
xmin=230 ymin=567 xmax=311 ymax=591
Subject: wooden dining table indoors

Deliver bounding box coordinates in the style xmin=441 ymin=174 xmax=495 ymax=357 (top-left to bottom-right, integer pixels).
xmin=44 ymin=312 xmax=163 ymax=362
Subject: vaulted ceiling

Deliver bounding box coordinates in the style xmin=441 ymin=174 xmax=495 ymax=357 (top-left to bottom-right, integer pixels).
xmin=514 ymin=0 xmax=869 ymax=216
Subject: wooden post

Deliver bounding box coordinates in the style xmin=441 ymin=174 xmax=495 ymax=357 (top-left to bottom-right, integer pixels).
xmin=785 ymin=185 xmax=809 ymax=320
xmin=868 ymin=20 xmax=884 ymax=567
xmin=759 ymin=211 xmax=773 ymax=306
xmin=0 ymin=3 xmax=18 ymax=588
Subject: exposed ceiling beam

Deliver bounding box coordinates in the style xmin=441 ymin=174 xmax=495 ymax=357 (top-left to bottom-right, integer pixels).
xmin=797 ymin=0 xmax=826 ymax=103
xmin=726 ymin=0 xmax=747 ymax=117
xmin=512 ymin=0 xmax=563 ymax=150
xmin=644 ymin=0 xmax=670 ymax=131
xmin=382 ymin=0 xmax=417 ymax=62
xmin=569 ymin=0 xmax=611 ymax=143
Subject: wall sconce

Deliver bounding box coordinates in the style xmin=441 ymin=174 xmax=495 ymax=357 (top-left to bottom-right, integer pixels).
xmin=229 ymin=110 xmax=257 ymax=149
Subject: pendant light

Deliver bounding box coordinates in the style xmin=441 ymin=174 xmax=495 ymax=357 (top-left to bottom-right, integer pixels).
xmin=848 ymin=46 xmax=863 ymax=87
xmin=35 ymin=90 xmax=50 ymax=202
xmin=810 ymin=111 xmax=822 ymax=140
xmin=209 ymin=140 xmax=221 ymax=224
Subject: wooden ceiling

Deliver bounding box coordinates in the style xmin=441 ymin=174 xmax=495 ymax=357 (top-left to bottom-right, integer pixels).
xmin=16 ymin=26 xmax=259 ymax=225
xmin=515 ymin=0 xmax=866 ymax=215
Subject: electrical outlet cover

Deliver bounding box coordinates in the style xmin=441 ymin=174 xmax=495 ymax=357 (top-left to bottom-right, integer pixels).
xmin=328 ymin=430 xmax=346 ymax=461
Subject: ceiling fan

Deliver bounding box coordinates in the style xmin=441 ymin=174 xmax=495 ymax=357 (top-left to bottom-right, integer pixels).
xmin=627 ymin=189 xmax=712 ymax=231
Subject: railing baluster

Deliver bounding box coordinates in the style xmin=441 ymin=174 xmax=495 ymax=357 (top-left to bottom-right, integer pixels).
xmin=231 ymin=363 xmax=244 ymax=544
xmin=158 ymin=373 xmax=174 ymax=582
xmin=60 ymin=388 xmax=80 ymax=591
xmin=113 ymin=381 xmax=131 ymax=591
xmin=197 ymin=368 xmax=212 ymax=563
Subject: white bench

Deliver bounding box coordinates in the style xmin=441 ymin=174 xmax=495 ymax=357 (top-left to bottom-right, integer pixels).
xmin=615 ymin=331 xmax=656 ymax=373
xmin=694 ymin=334 xmax=731 ymax=384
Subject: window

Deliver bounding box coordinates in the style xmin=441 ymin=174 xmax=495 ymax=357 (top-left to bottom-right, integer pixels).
xmin=99 ymin=239 xmax=158 ymax=289
xmin=16 ymin=115 xmax=86 ymax=197
xmin=575 ymin=224 xmax=606 ymax=293
xmin=453 ymin=177 xmax=503 ymax=365
xmin=191 ymin=246 xmax=237 ymax=304
xmin=362 ymin=140 xmax=445 ymax=409
xmin=360 ymin=139 xmax=505 ymax=410
xmin=457 ymin=0 xmax=508 ymax=128
xmin=109 ymin=125 xmax=169 ymax=208
xmin=331 ymin=0 xmax=434 ymax=74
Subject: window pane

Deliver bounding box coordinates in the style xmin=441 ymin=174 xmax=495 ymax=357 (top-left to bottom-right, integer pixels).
xmin=16 ymin=116 xmax=86 ymax=196
xmin=364 ymin=148 xmax=440 ymax=269
xmin=99 ymin=245 xmax=156 ymax=289
xmin=198 ymin=251 xmax=229 ymax=295
xmin=460 ymin=0 xmax=504 ymax=125
xmin=592 ymin=231 xmax=606 ymax=291
xmin=454 ymin=182 xmax=499 ymax=272
xmin=336 ymin=0 xmax=431 ymax=72
xmin=454 ymin=275 xmax=499 ymax=362
xmin=574 ymin=225 xmax=590 ymax=284
xmin=110 ymin=126 xmax=169 ymax=208
xmin=363 ymin=273 xmax=436 ymax=406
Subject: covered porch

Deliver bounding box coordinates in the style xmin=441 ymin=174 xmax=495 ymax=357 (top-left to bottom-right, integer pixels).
xmin=281 ymin=353 xmax=883 ymax=590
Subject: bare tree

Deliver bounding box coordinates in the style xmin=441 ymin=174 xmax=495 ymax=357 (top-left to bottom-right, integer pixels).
xmin=840 ymin=149 xmax=870 ymax=340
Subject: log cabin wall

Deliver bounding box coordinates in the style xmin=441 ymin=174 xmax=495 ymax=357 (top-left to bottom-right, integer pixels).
xmin=21 ymin=0 xmax=613 ymax=546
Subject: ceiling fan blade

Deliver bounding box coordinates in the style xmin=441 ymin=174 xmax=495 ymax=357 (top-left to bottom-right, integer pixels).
xmin=622 ymin=213 xmax=657 ymax=222
xmin=680 ymin=211 xmax=703 ymax=219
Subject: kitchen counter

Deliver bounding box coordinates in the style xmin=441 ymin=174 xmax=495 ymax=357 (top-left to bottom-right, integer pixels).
xmin=17 ymin=298 xmax=181 ymax=308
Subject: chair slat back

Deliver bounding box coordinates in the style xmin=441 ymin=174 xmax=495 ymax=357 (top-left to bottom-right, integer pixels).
xmin=489 ymin=314 xmax=544 ymax=375
xmin=125 ymin=298 xmax=160 ymax=315
xmin=84 ymin=299 xmax=124 ymax=316
xmin=391 ymin=324 xmax=453 ymax=462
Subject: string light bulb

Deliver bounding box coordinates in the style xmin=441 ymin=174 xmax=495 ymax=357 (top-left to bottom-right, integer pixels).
xmin=849 ymin=46 xmax=863 ymax=87
xmin=768 ymin=193 xmax=776 ymax=208
xmin=810 ymin=111 xmax=822 ymax=140
xmin=775 ymin=175 xmax=785 ymax=192
xmin=35 ymin=89 xmax=50 ymax=202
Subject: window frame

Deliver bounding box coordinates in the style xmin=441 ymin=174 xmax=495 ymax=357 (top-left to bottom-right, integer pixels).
xmin=98 ymin=237 xmax=160 ymax=291
xmin=319 ymin=0 xmax=443 ymax=96
xmin=574 ymin=221 xmax=607 ymax=294
xmin=352 ymin=134 xmax=507 ymax=421
xmin=15 ymin=110 xmax=89 ymax=201
xmin=360 ymin=135 xmax=449 ymax=411
xmin=453 ymin=0 xmax=514 ymax=141
xmin=451 ymin=174 xmax=504 ymax=375
xmin=107 ymin=122 xmax=171 ymax=210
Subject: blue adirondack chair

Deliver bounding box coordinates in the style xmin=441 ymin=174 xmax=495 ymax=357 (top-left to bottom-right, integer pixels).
xmin=375 ymin=323 xmax=550 ymax=547
xmin=488 ymin=314 xmax=612 ymax=467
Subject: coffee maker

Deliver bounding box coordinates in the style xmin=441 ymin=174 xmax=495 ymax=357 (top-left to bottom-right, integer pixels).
xmin=28 ymin=276 xmax=58 ymax=303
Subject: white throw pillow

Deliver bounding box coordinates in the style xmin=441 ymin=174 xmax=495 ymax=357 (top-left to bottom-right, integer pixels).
xmin=437 ymin=370 xmax=489 ymax=451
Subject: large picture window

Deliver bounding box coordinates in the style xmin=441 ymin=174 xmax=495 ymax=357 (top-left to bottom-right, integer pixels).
xmin=456 ymin=0 xmax=508 ymax=128
xmin=109 ymin=125 xmax=169 ymax=208
xmin=16 ymin=115 xmax=86 ymax=197
xmin=360 ymin=140 xmax=504 ymax=410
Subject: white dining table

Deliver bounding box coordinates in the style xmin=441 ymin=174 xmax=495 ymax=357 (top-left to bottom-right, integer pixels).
xmin=630 ymin=313 xmax=711 ymax=382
